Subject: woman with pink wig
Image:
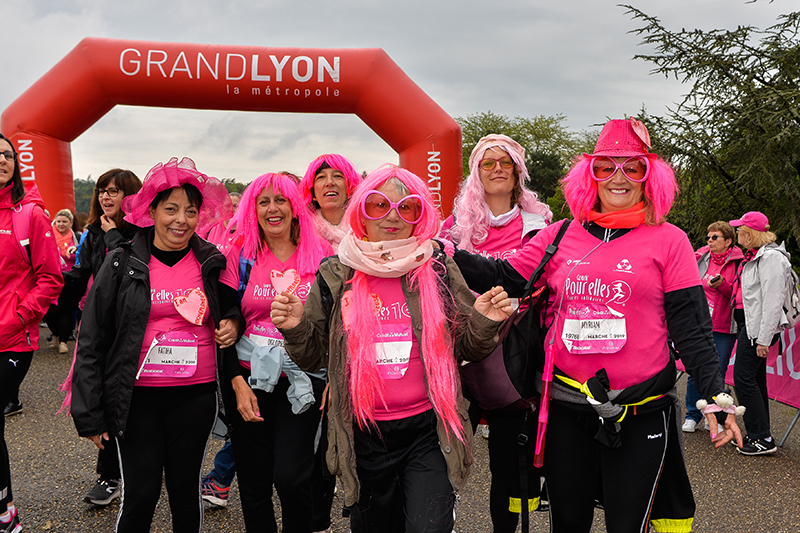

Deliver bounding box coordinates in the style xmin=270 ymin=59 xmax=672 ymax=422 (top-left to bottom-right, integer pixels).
xmin=452 ymin=119 xmax=743 ymax=532
xmin=299 ymin=154 xmax=362 ymax=251
xmin=441 ymin=133 xmax=552 ymax=532
xmin=71 ymin=157 xmax=242 ymax=533
xmin=272 ymin=165 xmax=513 ymax=533
xmin=220 ymin=172 xmax=333 ymax=533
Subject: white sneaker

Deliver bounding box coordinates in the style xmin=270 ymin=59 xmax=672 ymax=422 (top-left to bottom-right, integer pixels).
xmin=681 ymin=419 xmax=698 ymax=433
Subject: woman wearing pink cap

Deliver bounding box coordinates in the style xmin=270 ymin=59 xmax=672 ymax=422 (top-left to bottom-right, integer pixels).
xmin=729 ymin=211 xmax=793 ymax=455
xmin=299 ymin=154 xmax=362 ymax=252
xmin=453 ymin=118 xmax=743 ymax=532
xmin=71 ymin=157 xmax=242 ymax=533
xmin=441 ymin=134 xmax=552 ymax=530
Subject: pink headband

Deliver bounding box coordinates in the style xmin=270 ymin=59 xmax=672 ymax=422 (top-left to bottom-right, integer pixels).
xmin=468 ymin=134 xmax=528 ymax=181
xmin=122 ymin=157 xmax=233 ymax=236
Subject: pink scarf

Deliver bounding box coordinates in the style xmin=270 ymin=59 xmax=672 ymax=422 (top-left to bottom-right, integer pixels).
xmin=313 ymin=211 xmax=348 ymax=253
xmin=338 ymin=231 xmax=433 ymax=278
xmin=710 ymin=247 xmax=733 ymax=266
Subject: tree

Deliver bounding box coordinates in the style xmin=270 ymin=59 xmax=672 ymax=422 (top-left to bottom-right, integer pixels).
xmin=456 ymin=111 xmax=596 ymax=217
xmin=73 ymin=177 xmax=96 ymax=214
xmin=221 ymin=178 xmax=248 ymax=194
xmin=624 ymin=6 xmax=800 ymax=258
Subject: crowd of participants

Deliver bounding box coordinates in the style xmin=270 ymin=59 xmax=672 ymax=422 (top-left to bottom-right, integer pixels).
xmin=0 ymin=118 xmax=795 ymax=533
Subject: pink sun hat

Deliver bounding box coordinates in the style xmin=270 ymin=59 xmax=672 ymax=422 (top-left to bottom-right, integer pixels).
xmin=122 ymin=157 xmax=233 ymax=237
xmin=590 ymin=117 xmax=652 ymax=157
xmin=730 ymin=211 xmax=769 ymax=232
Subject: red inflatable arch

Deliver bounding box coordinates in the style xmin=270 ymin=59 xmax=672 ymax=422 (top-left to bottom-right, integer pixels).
xmin=1 ymin=38 xmax=462 ymax=214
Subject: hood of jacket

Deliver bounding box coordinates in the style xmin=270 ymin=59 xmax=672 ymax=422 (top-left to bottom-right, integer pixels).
xmin=0 ymin=183 xmax=47 ymax=210
xmin=695 ymin=244 xmax=744 ymax=264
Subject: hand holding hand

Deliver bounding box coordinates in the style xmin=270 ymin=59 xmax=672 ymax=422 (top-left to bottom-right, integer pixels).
xmin=215 ymin=318 xmax=239 ymax=348
xmin=474 ymin=286 xmax=514 ymax=322
xmin=271 ymin=292 xmax=304 ymax=330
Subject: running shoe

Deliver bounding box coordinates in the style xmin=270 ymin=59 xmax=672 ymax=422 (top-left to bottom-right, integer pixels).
xmin=737 ymin=437 xmax=777 ymax=456
xmin=84 ymin=478 xmax=121 ymax=505
xmin=0 ymin=508 xmax=22 ymax=533
xmin=201 ymin=475 xmax=230 ymax=508
xmin=681 ymin=419 xmax=698 ymax=433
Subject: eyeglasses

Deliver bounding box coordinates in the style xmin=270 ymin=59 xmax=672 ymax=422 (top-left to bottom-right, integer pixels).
xmin=707 ymin=235 xmax=720 ymax=241
xmin=590 ymin=156 xmax=650 ymax=183
xmin=95 ymin=187 xmax=121 ymax=198
xmin=478 ymin=156 xmax=514 ymax=171
xmin=361 ymin=190 xmax=424 ymax=225
xmin=0 ymin=151 xmax=15 ymax=162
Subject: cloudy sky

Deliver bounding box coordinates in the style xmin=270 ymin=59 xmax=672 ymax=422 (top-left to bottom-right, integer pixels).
xmin=1 ymin=0 xmax=791 ymax=188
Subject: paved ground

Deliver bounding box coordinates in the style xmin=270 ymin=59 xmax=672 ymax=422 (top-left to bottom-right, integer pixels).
xmin=6 ymin=338 xmax=800 ymax=532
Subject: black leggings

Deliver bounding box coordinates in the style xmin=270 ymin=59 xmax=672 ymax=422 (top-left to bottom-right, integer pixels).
xmin=0 ymin=351 xmax=32 ymax=507
xmin=116 ymin=385 xmax=217 ymax=533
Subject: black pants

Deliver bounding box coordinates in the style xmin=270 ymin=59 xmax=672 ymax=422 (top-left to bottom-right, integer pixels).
xmin=97 ymin=437 xmax=121 ymax=480
xmin=544 ymin=400 xmax=684 ymax=533
xmin=227 ymin=376 xmax=325 ymax=533
xmin=485 ymin=409 xmax=542 ymax=533
xmin=0 ymin=351 xmax=32 ymax=507
xmin=733 ymin=310 xmax=777 ymax=440
xmin=116 ymin=385 xmax=217 ymax=533
xmin=311 ymin=407 xmax=336 ymax=531
xmin=351 ymin=409 xmax=455 ymax=533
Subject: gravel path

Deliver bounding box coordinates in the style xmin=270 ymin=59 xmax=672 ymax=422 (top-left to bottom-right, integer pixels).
xmin=6 ymin=339 xmax=799 ymax=532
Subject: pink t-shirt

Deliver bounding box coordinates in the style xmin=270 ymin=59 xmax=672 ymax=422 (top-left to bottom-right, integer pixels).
xmin=223 ymin=245 xmax=316 ymax=368
xmin=509 ymin=221 xmax=700 ymax=390
xmin=361 ymin=276 xmax=432 ymax=420
xmin=441 ymin=213 xmax=531 ymax=260
xmin=136 ymin=252 xmax=216 ymax=387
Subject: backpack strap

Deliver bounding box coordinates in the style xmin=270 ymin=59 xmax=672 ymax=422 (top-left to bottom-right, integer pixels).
xmin=237 ymin=250 xmax=254 ymax=302
xmin=520 ymin=220 xmax=570 ymax=301
xmin=11 ymin=203 xmax=35 ymax=263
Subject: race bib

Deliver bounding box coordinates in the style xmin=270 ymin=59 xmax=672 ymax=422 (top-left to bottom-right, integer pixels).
xmin=561 ymin=302 xmax=627 ymax=354
xmin=246 ymin=320 xmax=284 ymax=348
xmin=375 ymin=323 xmax=412 ymax=379
xmin=138 ymin=331 xmax=198 ymax=378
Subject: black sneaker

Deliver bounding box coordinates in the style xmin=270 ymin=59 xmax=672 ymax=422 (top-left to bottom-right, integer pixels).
xmin=3 ymin=402 xmax=22 ymax=417
xmin=737 ymin=437 xmax=777 ymax=456
xmin=84 ymin=478 xmax=121 ymax=505
xmin=0 ymin=507 xmax=22 ymax=533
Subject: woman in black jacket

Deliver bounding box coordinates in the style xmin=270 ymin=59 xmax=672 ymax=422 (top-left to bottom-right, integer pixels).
xmin=59 ymin=168 xmax=142 ymax=506
xmin=71 ymin=158 xmax=242 ymax=533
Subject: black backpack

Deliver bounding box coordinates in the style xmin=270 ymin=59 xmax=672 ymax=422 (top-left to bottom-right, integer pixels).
xmin=461 ymin=220 xmax=569 ymax=411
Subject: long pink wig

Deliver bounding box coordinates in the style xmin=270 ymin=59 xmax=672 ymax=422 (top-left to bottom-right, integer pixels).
xmin=299 ymin=154 xmax=362 ymax=208
xmin=343 ymin=165 xmax=465 ymax=440
xmin=561 ymin=154 xmax=678 ymax=224
xmin=450 ymin=135 xmax=552 ymax=252
xmin=231 ymin=173 xmax=329 ymax=275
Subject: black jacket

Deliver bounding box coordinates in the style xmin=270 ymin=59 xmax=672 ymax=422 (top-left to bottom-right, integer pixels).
xmin=71 ymin=227 xmax=242 ymax=440
xmin=61 ymin=223 xmax=138 ymax=312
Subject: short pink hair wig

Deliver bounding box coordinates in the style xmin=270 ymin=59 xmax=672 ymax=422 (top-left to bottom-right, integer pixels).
xmin=561 ymin=154 xmax=678 ymax=224
xmin=231 ymin=172 xmax=329 ymax=275
xmin=451 ymin=134 xmax=552 ymax=252
xmin=300 ymin=154 xmax=362 ymax=208
xmin=344 ymin=164 xmax=442 ymax=242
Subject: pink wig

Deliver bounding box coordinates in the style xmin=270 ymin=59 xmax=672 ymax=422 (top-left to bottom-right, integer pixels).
xmin=561 ymin=154 xmax=678 ymax=224
xmin=299 ymin=154 xmax=362 ymax=208
xmin=450 ymin=134 xmax=552 ymax=252
xmin=342 ymin=165 xmax=464 ymax=440
xmin=231 ymin=172 xmax=329 ymax=275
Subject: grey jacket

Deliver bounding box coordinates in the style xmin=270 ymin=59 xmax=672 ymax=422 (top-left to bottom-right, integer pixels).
xmin=280 ymin=253 xmax=502 ymax=507
xmin=741 ymin=242 xmax=793 ymax=346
